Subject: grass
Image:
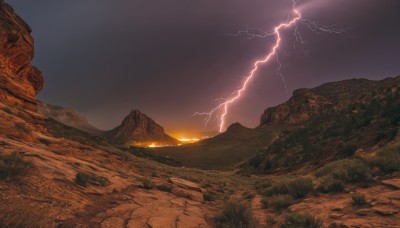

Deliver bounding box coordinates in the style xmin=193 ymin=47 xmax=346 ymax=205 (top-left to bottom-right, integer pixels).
xmin=315 ymin=159 xmax=371 ymax=183
xmin=0 ymin=152 xmax=33 ymax=180
xmin=281 ymin=212 xmax=322 ymax=228
xmin=242 ymin=191 xmax=256 ymax=201
xmin=75 ymin=172 xmax=110 ymax=187
xmin=262 ymin=177 xmax=313 ymax=199
xmin=215 ymin=200 xmax=258 ymax=228
xmin=351 ymin=193 xmax=367 ymax=206
xmin=262 ymin=194 xmax=294 ymax=211
xmin=317 ymin=176 xmax=345 ymax=193
xmin=369 ymin=145 xmax=400 ymax=173
xmin=148 ymin=124 xmax=284 ymax=170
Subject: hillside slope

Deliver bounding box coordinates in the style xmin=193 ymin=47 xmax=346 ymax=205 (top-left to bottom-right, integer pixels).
xmin=245 ymin=76 xmax=400 ymax=173
xmin=37 ymin=101 xmax=103 ymax=135
xmin=150 ymin=122 xmax=284 ymax=170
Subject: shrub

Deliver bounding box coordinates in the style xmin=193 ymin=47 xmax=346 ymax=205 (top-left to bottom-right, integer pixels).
xmin=38 ymin=137 xmax=52 ymax=146
xmin=263 ymin=177 xmax=313 ymax=199
xmin=0 ymin=107 xmax=12 ymax=114
xmin=316 ymin=159 xmax=371 ymax=183
xmin=317 ymin=176 xmax=345 ymax=193
xmin=156 ymin=185 xmax=172 ymax=193
xmin=369 ymin=146 xmax=400 ymax=173
xmin=75 ymin=172 xmax=110 ymax=187
xmin=281 ymin=212 xmax=322 ymax=228
xmin=215 ymin=200 xmax=257 ymax=228
xmin=335 ymin=143 xmax=357 ymax=157
xmin=75 ymin=172 xmax=91 ymax=187
xmin=266 ymin=216 xmax=276 ymax=225
xmin=142 ymin=179 xmax=154 ymax=189
xmin=242 ymin=191 xmax=256 ymax=201
xmin=255 ymin=179 xmax=272 ymax=193
xmin=204 ymin=191 xmax=217 ymax=202
xmin=351 ymin=193 xmax=367 ymax=206
xmin=262 ymin=194 xmax=294 ymax=211
xmin=0 ymin=152 xmax=33 ymax=180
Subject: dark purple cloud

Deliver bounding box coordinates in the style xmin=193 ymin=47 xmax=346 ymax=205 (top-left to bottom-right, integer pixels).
xmin=6 ymin=0 xmax=400 ymax=136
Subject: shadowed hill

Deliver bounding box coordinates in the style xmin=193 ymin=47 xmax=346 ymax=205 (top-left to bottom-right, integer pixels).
xmin=149 ymin=122 xmax=284 ymax=170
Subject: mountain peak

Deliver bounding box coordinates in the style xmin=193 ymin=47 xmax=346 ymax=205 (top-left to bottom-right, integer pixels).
xmin=105 ymin=111 xmax=178 ymax=147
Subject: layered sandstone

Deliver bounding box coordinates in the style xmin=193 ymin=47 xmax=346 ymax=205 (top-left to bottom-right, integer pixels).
xmin=0 ymin=1 xmax=43 ymax=111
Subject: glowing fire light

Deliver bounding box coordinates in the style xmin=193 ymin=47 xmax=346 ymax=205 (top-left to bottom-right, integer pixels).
xmin=195 ymin=0 xmax=344 ymax=133
xmin=178 ymin=138 xmax=200 ymax=143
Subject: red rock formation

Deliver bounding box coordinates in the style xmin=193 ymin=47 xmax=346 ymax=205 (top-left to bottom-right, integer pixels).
xmin=105 ymin=110 xmax=178 ymax=146
xmin=260 ymin=89 xmax=333 ymax=125
xmin=0 ymin=1 xmax=43 ymax=111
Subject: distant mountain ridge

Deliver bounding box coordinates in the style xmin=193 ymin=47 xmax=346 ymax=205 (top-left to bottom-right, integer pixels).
xmin=37 ymin=101 xmax=103 ymax=135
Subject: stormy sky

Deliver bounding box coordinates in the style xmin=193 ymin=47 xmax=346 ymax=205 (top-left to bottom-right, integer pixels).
xmin=6 ymin=0 xmax=400 ymax=137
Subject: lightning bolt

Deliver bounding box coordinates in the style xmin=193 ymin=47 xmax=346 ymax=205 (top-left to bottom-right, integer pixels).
xmin=195 ymin=0 xmax=345 ymax=133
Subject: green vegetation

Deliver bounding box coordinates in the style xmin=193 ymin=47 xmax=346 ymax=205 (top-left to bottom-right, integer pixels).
xmin=0 ymin=152 xmax=33 ymax=180
xmin=215 ymin=200 xmax=257 ymax=228
xmin=75 ymin=172 xmax=110 ymax=187
xmin=204 ymin=191 xmax=217 ymax=202
xmin=75 ymin=172 xmax=91 ymax=186
xmin=315 ymin=159 xmax=371 ymax=183
xmin=246 ymin=84 xmax=400 ymax=173
xmin=262 ymin=177 xmax=313 ymax=199
xmin=0 ymin=107 xmax=12 ymax=114
xmin=351 ymin=193 xmax=367 ymax=206
xmin=281 ymin=212 xmax=322 ymax=228
xmin=262 ymin=194 xmax=294 ymax=211
xmin=148 ymin=124 xmax=284 ymax=170
xmin=369 ymin=145 xmax=400 ymax=173
xmin=317 ymin=176 xmax=345 ymax=193
xmin=242 ymin=191 xmax=256 ymax=201
xmin=142 ymin=179 xmax=154 ymax=189
xmin=266 ymin=216 xmax=276 ymax=225
xmin=156 ymin=184 xmax=172 ymax=192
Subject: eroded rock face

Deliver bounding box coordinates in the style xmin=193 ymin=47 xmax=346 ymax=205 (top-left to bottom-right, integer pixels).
xmin=260 ymin=89 xmax=333 ymax=125
xmin=0 ymin=1 xmax=43 ymax=111
xmin=105 ymin=110 xmax=178 ymax=146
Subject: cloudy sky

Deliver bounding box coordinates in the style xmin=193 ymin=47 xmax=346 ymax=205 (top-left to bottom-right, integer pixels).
xmin=7 ymin=0 xmax=400 ymax=137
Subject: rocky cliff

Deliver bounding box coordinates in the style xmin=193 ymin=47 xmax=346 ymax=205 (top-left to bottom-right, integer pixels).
xmin=105 ymin=110 xmax=178 ymax=146
xmin=0 ymin=1 xmax=43 ymax=111
xmin=260 ymin=77 xmax=400 ymax=125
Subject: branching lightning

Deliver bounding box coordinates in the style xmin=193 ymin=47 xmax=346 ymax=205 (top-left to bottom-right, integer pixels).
xmin=195 ymin=0 xmax=345 ymax=133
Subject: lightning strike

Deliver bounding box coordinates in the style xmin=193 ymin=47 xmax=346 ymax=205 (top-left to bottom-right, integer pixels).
xmin=195 ymin=0 xmax=345 ymax=133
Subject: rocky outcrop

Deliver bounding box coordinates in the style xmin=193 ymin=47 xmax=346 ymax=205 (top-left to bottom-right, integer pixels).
xmin=37 ymin=101 xmax=103 ymax=135
xmin=0 ymin=1 xmax=43 ymax=111
xmin=260 ymin=77 xmax=400 ymax=125
xmin=260 ymin=89 xmax=333 ymax=125
xmin=105 ymin=110 xmax=178 ymax=146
